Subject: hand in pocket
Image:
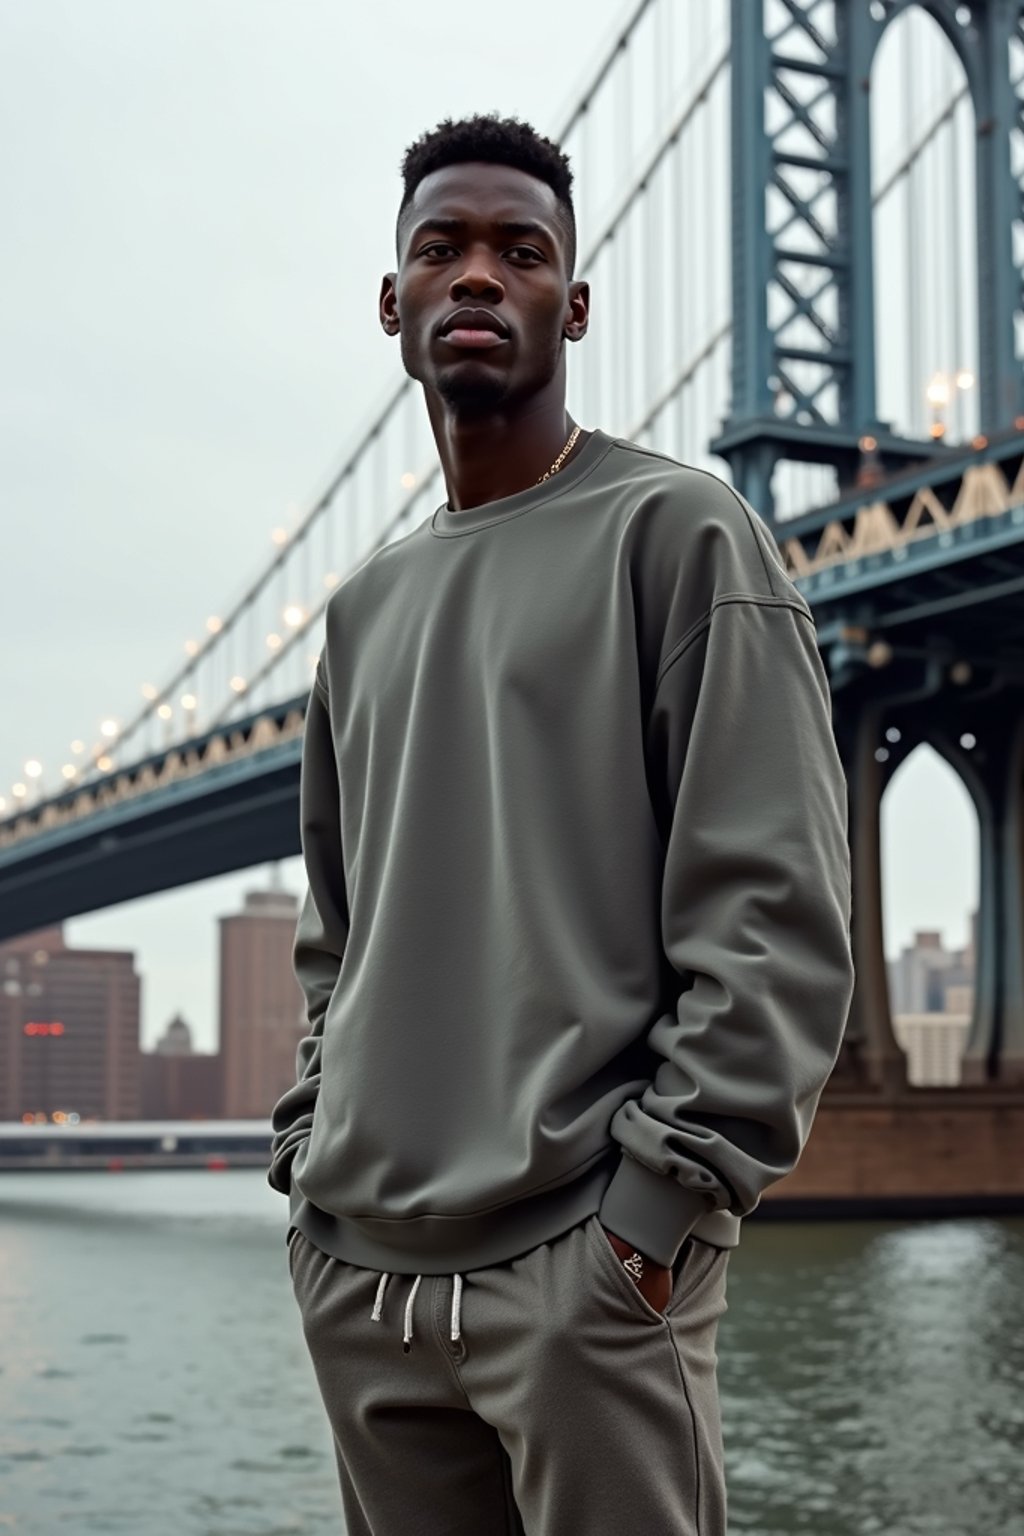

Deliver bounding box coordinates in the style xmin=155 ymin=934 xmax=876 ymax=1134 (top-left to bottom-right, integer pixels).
xmin=598 ymin=1222 xmax=675 ymax=1315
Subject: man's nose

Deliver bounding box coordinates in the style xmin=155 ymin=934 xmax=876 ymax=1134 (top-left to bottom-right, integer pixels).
xmin=449 ymin=264 xmax=504 ymax=304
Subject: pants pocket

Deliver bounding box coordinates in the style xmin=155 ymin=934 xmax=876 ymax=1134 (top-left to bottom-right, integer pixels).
xmin=584 ymin=1215 xmax=727 ymax=1324
xmin=286 ymin=1224 xmax=304 ymax=1280
xmin=664 ymin=1237 xmax=728 ymax=1318
xmin=583 ymin=1214 xmax=671 ymax=1324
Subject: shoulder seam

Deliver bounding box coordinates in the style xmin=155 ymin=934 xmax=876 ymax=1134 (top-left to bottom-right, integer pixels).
xmin=609 ymin=442 xmax=785 ymax=596
xmin=607 ymin=437 xmax=689 ymax=472
xmin=654 ymin=593 xmax=815 ymax=692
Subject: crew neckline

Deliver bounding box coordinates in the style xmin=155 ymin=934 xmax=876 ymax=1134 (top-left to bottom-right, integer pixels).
xmin=429 ymin=427 xmax=615 ymax=537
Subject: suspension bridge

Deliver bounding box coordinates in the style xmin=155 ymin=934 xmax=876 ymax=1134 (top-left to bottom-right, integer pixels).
xmin=3 ymin=0 xmax=1024 ymax=1210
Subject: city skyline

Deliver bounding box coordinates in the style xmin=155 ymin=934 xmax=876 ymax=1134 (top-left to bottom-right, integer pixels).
xmin=7 ymin=866 xmax=977 ymax=1111
xmin=60 ymin=749 xmax=980 ymax=1058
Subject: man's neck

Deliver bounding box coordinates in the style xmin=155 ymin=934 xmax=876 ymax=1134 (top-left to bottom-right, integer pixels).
xmin=426 ymin=387 xmax=578 ymax=513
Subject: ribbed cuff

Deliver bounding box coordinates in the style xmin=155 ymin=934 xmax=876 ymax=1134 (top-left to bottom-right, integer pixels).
xmin=597 ymin=1152 xmax=714 ymax=1269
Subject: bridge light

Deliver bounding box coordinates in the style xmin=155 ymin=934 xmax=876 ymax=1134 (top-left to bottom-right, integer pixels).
xmin=0 ymin=796 xmax=6 ymax=811
xmin=61 ymin=764 xmax=76 ymax=779
xmin=70 ymin=740 xmax=84 ymax=754
xmin=971 ymin=434 xmax=988 ymax=449
xmin=96 ymin=754 xmax=113 ymax=771
xmin=12 ymin=783 xmax=27 ymax=798
xmin=24 ymin=760 xmax=42 ymax=778
xmin=141 ymin=683 xmax=158 ymax=701
xmin=926 ymin=373 xmax=950 ymax=406
xmin=885 ymin=727 xmax=901 ymax=743
xmin=100 ymin=719 xmax=119 ymax=738
xmin=859 ymin=435 xmax=877 ymax=452
xmin=206 ymin=615 xmax=223 ymax=634
xmin=960 ymin=733 xmax=976 ymax=750
xmin=866 ymin=640 xmax=893 ymax=667
xmin=181 ymin=693 xmax=197 ymax=710
xmin=955 ymin=369 xmax=974 ymax=391
xmin=271 ymin=526 xmax=288 ymax=546
xmin=324 ymin=571 xmax=339 ymax=587
xmin=283 ymin=604 xmax=305 ymax=627
xmin=184 ymin=638 xmax=200 ymax=657
xmin=950 ymin=660 xmax=972 ymax=685
xmin=266 ymin=632 xmax=282 ymax=651
xmin=157 ymin=703 xmax=172 ymax=720
xmin=401 ymin=471 xmax=417 ymax=489
xmin=229 ymin=675 xmax=247 ymax=693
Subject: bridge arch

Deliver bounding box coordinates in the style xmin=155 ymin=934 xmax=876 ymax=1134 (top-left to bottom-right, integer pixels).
xmin=880 ymin=737 xmax=979 ymax=1082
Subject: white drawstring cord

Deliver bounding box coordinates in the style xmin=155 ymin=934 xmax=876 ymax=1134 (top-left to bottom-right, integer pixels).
xmin=371 ymin=1272 xmax=390 ymax=1322
xmin=450 ymin=1273 xmax=463 ymax=1341
xmin=369 ymin=1270 xmax=465 ymax=1350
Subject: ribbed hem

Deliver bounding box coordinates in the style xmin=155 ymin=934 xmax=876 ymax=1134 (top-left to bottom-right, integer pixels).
xmin=281 ymin=1143 xmax=741 ymax=1273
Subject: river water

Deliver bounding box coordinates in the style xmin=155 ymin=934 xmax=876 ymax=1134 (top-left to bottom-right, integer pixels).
xmin=1 ymin=1171 xmax=1021 ymax=1536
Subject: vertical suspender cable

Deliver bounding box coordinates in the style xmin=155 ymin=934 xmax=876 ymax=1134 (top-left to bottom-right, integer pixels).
xmin=374 ymin=425 xmax=385 ymax=541
xmin=927 ymin=34 xmax=942 ymax=436
xmin=950 ymin=82 xmax=966 ymax=443
xmin=645 ymin=171 xmax=658 ymax=447
xmin=621 ymin=43 xmax=634 ymax=432
xmin=699 ymin=59 xmax=711 ymax=467
xmin=903 ymin=16 xmax=921 ymax=438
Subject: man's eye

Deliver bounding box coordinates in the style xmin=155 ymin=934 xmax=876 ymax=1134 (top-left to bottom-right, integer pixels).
xmin=420 ymin=243 xmax=457 ymax=258
xmin=507 ymin=246 xmax=543 ymax=262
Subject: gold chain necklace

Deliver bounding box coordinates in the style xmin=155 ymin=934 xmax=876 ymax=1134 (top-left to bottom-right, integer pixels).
xmin=536 ymin=424 xmax=582 ymax=483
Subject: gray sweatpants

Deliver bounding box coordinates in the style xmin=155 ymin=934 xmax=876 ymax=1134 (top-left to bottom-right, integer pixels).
xmin=287 ymin=1211 xmax=731 ymax=1535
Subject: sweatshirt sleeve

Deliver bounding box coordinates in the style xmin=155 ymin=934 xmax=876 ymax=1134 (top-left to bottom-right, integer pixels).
xmin=597 ymin=592 xmax=855 ymax=1268
xmin=266 ymin=656 xmax=350 ymax=1197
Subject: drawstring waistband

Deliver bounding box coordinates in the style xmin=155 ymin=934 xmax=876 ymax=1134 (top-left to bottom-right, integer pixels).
xmin=370 ymin=1270 xmax=465 ymax=1352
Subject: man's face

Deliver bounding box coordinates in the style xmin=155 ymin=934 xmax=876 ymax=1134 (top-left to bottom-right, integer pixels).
xmin=380 ymin=161 xmax=589 ymax=415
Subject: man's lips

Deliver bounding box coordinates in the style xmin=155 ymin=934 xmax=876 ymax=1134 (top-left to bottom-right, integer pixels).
xmin=440 ymin=328 xmax=509 ymax=350
xmin=437 ymin=307 xmax=510 ymax=350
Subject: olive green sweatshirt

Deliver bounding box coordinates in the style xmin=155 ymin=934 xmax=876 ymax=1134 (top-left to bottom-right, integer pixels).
xmin=267 ymin=427 xmax=854 ymax=1275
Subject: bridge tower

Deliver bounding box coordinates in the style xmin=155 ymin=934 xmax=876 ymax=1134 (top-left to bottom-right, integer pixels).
xmin=711 ymin=0 xmax=1024 ymax=1090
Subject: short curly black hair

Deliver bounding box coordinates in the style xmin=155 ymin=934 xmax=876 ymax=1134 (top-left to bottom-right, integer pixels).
xmin=396 ymin=112 xmax=577 ymax=276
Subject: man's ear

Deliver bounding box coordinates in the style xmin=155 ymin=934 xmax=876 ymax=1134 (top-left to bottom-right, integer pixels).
xmin=564 ymin=279 xmax=590 ymax=343
xmin=380 ymin=272 xmax=400 ymax=335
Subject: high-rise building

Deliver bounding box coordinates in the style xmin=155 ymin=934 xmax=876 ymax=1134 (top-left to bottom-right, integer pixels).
xmin=140 ymin=1011 xmax=223 ymax=1119
xmin=891 ymin=1013 xmax=971 ymax=1085
xmin=219 ymin=876 xmax=304 ymax=1119
xmin=0 ymin=924 xmax=141 ymax=1121
xmin=887 ymin=914 xmax=977 ymax=1084
xmin=888 ymin=916 xmax=975 ymax=1016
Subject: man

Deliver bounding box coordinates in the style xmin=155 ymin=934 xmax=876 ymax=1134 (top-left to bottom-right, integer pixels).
xmin=268 ymin=112 xmax=854 ymax=1536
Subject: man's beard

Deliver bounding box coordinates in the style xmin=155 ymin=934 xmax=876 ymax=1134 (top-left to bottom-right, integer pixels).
xmin=433 ymin=366 xmax=513 ymax=416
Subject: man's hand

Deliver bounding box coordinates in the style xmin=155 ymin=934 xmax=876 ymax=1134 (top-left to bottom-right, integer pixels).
xmin=599 ymin=1223 xmax=674 ymax=1314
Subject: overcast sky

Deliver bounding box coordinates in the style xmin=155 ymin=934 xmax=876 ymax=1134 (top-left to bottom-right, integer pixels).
xmin=2 ymin=0 xmax=977 ymax=1054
